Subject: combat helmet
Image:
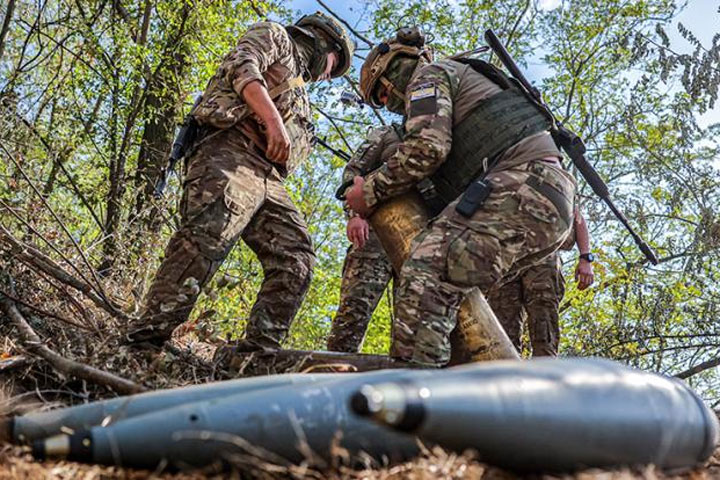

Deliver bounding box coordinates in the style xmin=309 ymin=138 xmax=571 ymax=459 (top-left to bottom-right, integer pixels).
xmin=360 ymin=27 xmax=433 ymax=107
xmin=289 ymin=12 xmax=354 ymax=78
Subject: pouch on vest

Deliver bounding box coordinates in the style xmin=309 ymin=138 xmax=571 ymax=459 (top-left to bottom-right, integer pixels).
xmin=424 ymin=62 xmax=552 ymax=209
xmin=456 ymin=178 xmax=493 ymax=218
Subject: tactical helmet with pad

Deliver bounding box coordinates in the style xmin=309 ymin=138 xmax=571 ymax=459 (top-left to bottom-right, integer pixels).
xmin=360 ymin=27 xmax=432 ymax=107
xmin=290 ymin=12 xmax=354 ymax=78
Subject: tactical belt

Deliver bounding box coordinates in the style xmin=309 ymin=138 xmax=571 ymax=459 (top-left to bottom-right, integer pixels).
xmin=426 ymin=87 xmax=552 ymax=208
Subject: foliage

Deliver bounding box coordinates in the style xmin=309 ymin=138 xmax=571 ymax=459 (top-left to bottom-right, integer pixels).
xmin=1 ymin=0 xmax=719 ymax=403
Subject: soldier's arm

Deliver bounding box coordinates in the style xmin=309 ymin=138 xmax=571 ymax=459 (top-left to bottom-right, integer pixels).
xmin=224 ymin=22 xmax=293 ymax=96
xmin=242 ymin=81 xmax=290 ymax=163
xmin=574 ymin=207 xmax=591 ymax=255
xmin=574 ymin=207 xmax=595 ymax=290
xmin=362 ymin=66 xmax=453 ymax=207
xmin=225 ymin=23 xmax=294 ymax=163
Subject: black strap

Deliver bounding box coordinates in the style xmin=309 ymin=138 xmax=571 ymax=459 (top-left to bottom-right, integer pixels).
xmin=525 ymin=175 xmax=572 ymax=228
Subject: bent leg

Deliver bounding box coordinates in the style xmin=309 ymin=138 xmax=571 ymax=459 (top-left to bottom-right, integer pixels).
xmin=129 ymin=141 xmax=265 ymax=345
xmin=487 ymin=277 xmax=525 ymax=352
xmin=240 ymin=176 xmax=316 ymax=348
xmin=391 ymin=161 xmax=575 ymax=366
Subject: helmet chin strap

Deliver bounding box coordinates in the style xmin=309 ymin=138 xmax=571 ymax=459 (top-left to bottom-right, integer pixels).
xmin=379 ymin=76 xmax=406 ymax=103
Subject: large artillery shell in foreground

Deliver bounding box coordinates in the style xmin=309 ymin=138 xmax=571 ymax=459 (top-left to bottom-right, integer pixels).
xmin=369 ymin=191 xmax=519 ymax=362
xmin=352 ymin=357 xmax=719 ymax=472
xmin=33 ymin=368 xmax=447 ymax=469
xmin=4 ymin=373 xmax=338 ymax=444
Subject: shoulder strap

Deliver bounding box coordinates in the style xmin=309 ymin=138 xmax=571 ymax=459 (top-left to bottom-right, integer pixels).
xmin=452 ymin=57 xmax=512 ymax=90
xmin=267 ymin=75 xmax=306 ymax=99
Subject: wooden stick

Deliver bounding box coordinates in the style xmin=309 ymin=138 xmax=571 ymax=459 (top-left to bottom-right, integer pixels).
xmin=0 ymin=287 xmax=145 ymax=394
xmin=0 ymin=225 xmax=129 ymax=320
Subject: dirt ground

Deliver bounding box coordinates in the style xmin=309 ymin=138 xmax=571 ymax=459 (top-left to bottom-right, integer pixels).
xmin=0 ymin=441 xmax=718 ymax=480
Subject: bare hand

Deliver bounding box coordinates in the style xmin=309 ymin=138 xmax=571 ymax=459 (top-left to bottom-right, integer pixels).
xmin=347 ymin=216 xmax=370 ymax=249
xmin=346 ymin=176 xmax=371 ymax=217
xmin=575 ymin=260 xmax=595 ymax=290
xmin=264 ymin=119 xmax=291 ymax=165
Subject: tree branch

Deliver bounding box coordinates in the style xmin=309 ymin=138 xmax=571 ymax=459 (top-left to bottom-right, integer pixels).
xmin=0 ymin=282 xmax=144 ymax=395
xmin=0 ymin=0 xmax=16 ymax=62
xmin=315 ymin=106 xmax=353 ymax=151
xmin=316 ymin=0 xmax=373 ymax=47
xmin=343 ymin=75 xmax=386 ymax=125
xmin=0 ymin=224 xmax=129 ymax=321
xmin=675 ymin=357 xmax=720 ymax=380
xmin=0 ymin=143 xmax=111 ymax=303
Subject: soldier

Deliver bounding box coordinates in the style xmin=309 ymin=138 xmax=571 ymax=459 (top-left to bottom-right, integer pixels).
xmin=346 ymin=29 xmax=576 ymax=366
xmin=126 ymin=13 xmax=353 ymax=349
xmin=327 ymin=125 xmax=401 ymax=352
xmin=487 ymin=207 xmax=595 ymax=357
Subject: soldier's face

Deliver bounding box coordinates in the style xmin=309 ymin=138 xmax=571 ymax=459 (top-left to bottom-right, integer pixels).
xmin=376 ymin=84 xmax=390 ymax=106
xmin=318 ymin=52 xmax=339 ymax=81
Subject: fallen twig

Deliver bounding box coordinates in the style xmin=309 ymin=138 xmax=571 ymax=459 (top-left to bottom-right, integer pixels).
xmin=0 ymin=285 xmax=94 ymax=332
xmin=0 ymin=225 xmax=129 ymax=320
xmin=0 ymin=282 xmax=145 ymax=395
xmin=0 ymin=143 xmax=111 ymax=304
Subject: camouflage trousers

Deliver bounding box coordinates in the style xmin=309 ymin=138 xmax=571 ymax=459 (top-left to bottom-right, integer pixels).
xmin=391 ymin=160 xmax=575 ymax=366
xmin=327 ymin=228 xmax=393 ymax=353
xmin=128 ymin=129 xmax=315 ymax=347
xmin=487 ymin=252 xmax=565 ymax=357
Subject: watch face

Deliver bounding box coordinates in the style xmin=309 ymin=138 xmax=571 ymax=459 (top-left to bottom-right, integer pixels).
xmin=582 ymin=253 xmax=595 ymax=262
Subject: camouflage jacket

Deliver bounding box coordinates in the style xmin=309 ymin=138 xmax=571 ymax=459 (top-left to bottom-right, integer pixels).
xmin=363 ymin=59 xmax=562 ymax=207
xmin=192 ymin=22 xmax=313 ymax=174
xmin=343 ymin=125 xmax=402 ymax=216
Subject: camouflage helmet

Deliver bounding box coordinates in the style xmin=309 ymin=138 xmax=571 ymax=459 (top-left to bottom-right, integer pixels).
xmin=291 ymin=12 xmax=354 ymax=78
xmin=360 ymin=27 xmax=432 ymax=107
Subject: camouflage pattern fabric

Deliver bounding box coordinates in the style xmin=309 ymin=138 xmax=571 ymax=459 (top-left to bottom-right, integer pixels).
xmin=328 ymin=125 xmax=400 ymax=352
xmin=362 ymin=60 xmax=562 ymax=208
xmin=327 ymin=229 xmax=393 ymax=352
xmin=391 ymin=161 xmax=575 ymax=366
xmin=487 ymin=252 xmax=565 ymax=357
xmin=129 ymin=130 xmax=315 ymax=347
xmin=357 ymin=58 xmax=574 ymax=366
xmin=127 ymin=22 xmax=316 ymax=347
xmin=192 ymin=21 xmax=314 ymax=174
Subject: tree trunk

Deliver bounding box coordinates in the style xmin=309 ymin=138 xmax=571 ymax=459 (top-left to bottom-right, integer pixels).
xmin=213 ymin=347 xmax=416 ymax=377
xmin=132 ymin=47 xmax=189 ymax=226
xmin=0 ymin=0 xmax=16 ymax=62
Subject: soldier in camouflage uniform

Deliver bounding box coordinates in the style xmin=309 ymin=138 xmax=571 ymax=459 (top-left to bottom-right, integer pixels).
xmin=327 ymin=126 xmax=401 ymax=352
xmin=127 ymin=13 xmax=353 ymax=348
xmin=347 ymin=29 xmax=576 ymax=366
xmin=487 ymin=207 xmax=595 ymax=356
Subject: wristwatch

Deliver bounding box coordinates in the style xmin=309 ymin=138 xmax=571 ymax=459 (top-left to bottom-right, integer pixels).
xmin=579 ymin=253 xmax=595 ymax=263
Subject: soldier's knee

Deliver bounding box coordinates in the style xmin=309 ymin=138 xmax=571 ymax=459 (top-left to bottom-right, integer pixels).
xmin=446 ymin=230 xmax=505 ymax=289
xmin=295 ymin=249 xmax=315 ymax=281
xmin=280 ymin=249 xmax=315 ymax=290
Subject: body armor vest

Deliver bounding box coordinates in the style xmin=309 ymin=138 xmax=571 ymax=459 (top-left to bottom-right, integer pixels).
xmin=423 ymin=59 xmax=553 ymax=210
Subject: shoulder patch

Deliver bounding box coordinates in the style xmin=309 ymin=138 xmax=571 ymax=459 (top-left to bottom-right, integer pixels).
xmin=409 ymin=83 xmax=437 ymax=101
xmin=408 ymin=82 xmax=438 ymax=117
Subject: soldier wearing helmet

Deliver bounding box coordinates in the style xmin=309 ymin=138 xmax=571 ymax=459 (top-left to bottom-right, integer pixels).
xmin=327 ymin=125 xmax=402 ymax=353
xmin=127 ymin=13 xmax=353 ymax=350
xmin=346 ymin=28 xmax=576 ymax=366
